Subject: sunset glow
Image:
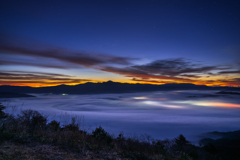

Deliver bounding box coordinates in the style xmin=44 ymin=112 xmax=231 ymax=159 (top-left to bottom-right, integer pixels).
xmin=0 ymin=1 xmax=239 ymax=87
xmin=142 ymin=101 xmax=185 ymax=109
xmin=175 ymin=101 xmax=240 ymax=108
xmin=1 ymin=2 xmax=240 ymax=159
xmin=194 ymin=102 xmax=240 ymax=108
xmin=133 ymin=97 xmax=148 ymax=99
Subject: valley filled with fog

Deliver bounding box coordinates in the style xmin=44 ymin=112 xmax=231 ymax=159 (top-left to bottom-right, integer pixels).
xmin=1 ymin=90 xmax=240 ymax=144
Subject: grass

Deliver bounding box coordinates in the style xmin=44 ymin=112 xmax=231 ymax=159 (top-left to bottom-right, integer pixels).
xmin=0 ymin=103 xmax=240 ymax=160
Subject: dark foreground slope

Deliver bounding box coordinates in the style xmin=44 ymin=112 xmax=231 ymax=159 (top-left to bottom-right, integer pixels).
xmin=1 ymin=103 xmax=240 ymax=160
xmin=1 ymin=81 xmax=239 ymax=95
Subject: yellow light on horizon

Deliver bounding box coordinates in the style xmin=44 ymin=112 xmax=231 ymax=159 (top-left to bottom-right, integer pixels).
xmin=195 ymin=102 xmax=240 ymax=108
xmin=142 ymin=101 xmax=184 ymax=109
xmin=133 ymin=97 xmax=148 ymax=99
xmin=175 ymin=101 xmax=240 ymax=108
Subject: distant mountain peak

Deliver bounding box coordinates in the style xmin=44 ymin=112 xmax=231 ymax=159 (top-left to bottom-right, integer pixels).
xmin=0 ymin=82 xmax=239 ymax=95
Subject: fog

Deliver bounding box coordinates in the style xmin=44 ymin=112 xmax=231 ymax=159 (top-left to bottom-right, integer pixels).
xmin=1 ymin=90 xmax=240 ymax=144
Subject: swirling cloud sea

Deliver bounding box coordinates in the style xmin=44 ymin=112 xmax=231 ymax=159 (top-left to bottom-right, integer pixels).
xmin=2 ymin=90 xmax=240 ymax=144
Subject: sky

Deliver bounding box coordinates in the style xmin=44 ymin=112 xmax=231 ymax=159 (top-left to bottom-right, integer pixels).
xmin=0 ymin=0 xmax=240 ymax=87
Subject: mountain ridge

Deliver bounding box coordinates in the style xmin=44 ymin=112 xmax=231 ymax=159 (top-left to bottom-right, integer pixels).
xmin=0 ymin=82 xmax=239 ymax=94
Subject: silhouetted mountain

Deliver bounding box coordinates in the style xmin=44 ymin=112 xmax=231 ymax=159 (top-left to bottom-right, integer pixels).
xmin=0 ymin=82 xmax=239 ymax=94
xmin=0 ymin=92 xmax=35 ymax=98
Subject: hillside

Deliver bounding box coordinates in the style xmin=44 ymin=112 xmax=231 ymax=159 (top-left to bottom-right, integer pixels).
xmin=1 ymin=103 xmax=240 ymax=160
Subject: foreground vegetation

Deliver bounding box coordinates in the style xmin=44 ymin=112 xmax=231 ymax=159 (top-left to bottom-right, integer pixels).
xmin=0 ymin=103 xmax=240 ymax=160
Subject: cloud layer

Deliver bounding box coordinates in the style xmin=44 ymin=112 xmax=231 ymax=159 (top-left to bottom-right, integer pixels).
xmin=0 ymin=37 xmax=239 ymax=86
xmin=0 ymin=71 xmax=90 ymax=86
xmin=132 ymin=58 xmax=218 ymax=76
xmin=0 ymin=45 xmax=133 ymax=68
xmin=100 ymin=58 xmax=239 ymax=85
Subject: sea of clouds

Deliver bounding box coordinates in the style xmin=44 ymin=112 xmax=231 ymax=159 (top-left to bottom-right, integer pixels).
xmin=1 ymin=90 xmax=240 ymax=144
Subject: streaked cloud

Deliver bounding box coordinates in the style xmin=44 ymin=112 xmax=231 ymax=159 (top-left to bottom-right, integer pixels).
xmin=218 ymin=70 xmax=240 ymax=74
xmin=0 ymin=39 xmax=135 ymax=69
xmin=0 ymin=35 xmax=239 ymax=86
xmin=100 ymin=58 xmax=237 ymax=85
xmin=132 ymin=58 xmax=219 ymax=76
xmin=0 ymin=71 xmax=90 ymax=86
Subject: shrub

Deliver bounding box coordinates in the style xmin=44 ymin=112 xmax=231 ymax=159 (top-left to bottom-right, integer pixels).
xmin=0 ymin=103 xmax=7 ymax=120
xmin=63 ymin=117 xmax=79 ymax=131
xmin=153 ymin=140 xmax=167 ymax=155
xmin=48 ymin=120 xmax=60 ymax=132
xmin=92 ymin=126 xmax=113 ymax=145
xmin=203 ymin=143 xmax=217 ymax=154
xmin=175 ymin=134 xmax=189 ymax=146
xmin=17 ymin=109 xmax=47 ymax=134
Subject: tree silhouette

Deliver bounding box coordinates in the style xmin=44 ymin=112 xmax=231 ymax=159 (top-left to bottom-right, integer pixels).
xmin=0 ymin=103 xmax=7 ymax=119
xmin=175 ymin=134 xmax=189 ymax=146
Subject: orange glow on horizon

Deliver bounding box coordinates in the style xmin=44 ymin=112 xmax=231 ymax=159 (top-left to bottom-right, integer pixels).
xmin=195 ymin=102 xmax=240 ymax=108
xmin=177 ymin=101 xmax=240 ymax=108
xmin=0 ymin=81 xmax=92 ymax=87
xmin=0 ymin=79 xmax=239 ymax=87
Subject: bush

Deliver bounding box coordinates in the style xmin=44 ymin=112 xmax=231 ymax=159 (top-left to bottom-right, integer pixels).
xmin=153 ymin=140 xmax=167 ymax=155
xmin=17 ymin=109 xmax=47 ymax=134
xmin=92 ymin=126 xmax=113 ymax=145
xmin=0 ymin=103 xmax=7 ymax=120
xmin=63 ymin=117 xmax=79 ymax=131
xmin=175 ymin=134 xmax=189 ymax=146
xmin=203 ymin=143 xmax=217 ymax=154
xmin=48 ymin=120 xmax=60 ymax=132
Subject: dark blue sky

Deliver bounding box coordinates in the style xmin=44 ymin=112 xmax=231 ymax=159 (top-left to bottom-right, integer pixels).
xmin=0 ymin=0 xmax=240 ymax=86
